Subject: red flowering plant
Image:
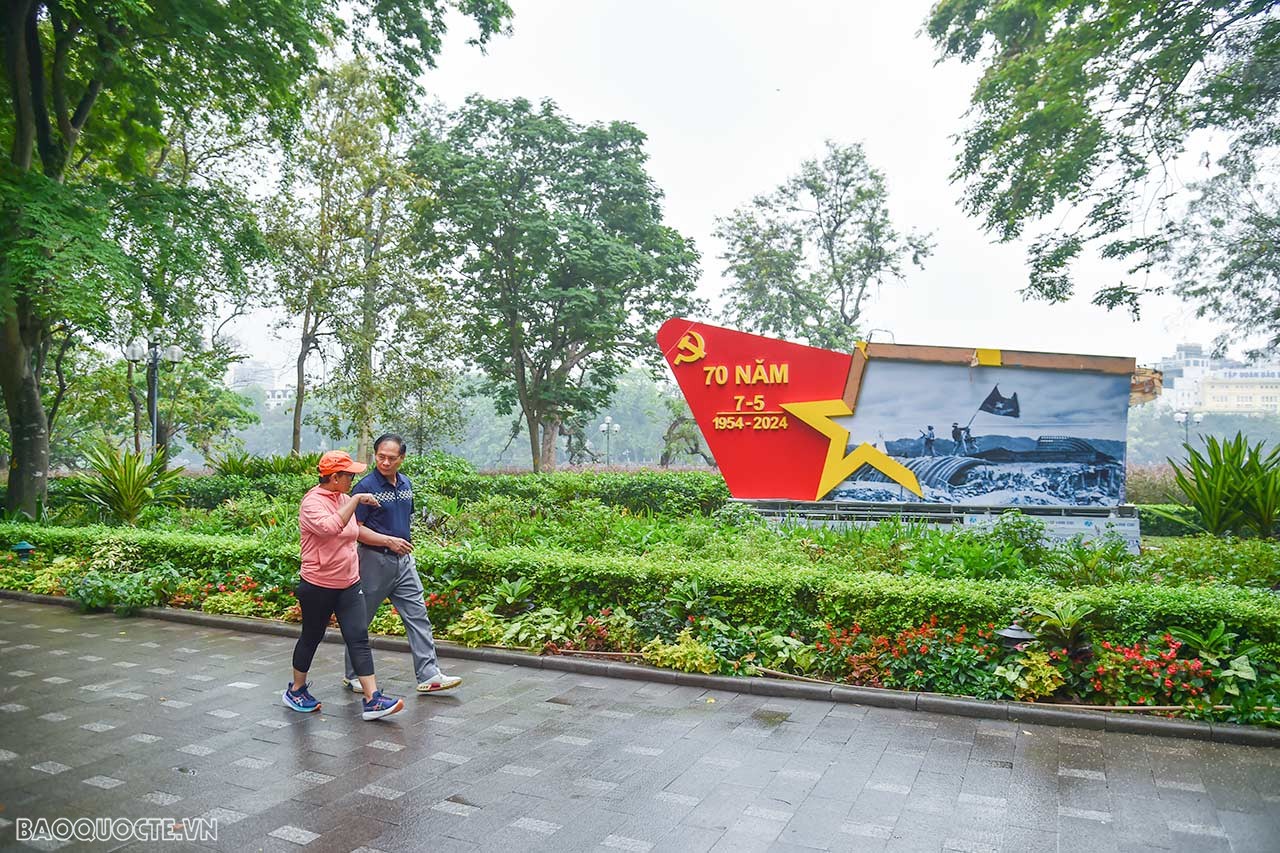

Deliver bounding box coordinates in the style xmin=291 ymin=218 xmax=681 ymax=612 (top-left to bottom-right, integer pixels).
xmin=423 ymin=589 xmax=468 ymax=627
xmin=810 ymin=622 xmax=885 ymax=687
xmin=419 ymin=566 xmax=478 ymax=629
xmin=879 ymin=618 xmax=1016 ymax=699
xmin=571 ymin=607 xmax=641 ymax=653
xmin=1078 ymin=634 xmax=1217 ymax=710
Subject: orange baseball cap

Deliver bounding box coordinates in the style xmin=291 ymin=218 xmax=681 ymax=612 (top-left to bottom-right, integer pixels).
xmin=317 ymin=450 xmax=367 ymax=476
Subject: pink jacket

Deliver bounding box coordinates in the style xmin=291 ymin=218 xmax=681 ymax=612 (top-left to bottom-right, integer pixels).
xmin=298 ymin=486 xmax=360 ymax=589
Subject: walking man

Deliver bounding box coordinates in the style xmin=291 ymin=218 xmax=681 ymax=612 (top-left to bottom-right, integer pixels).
xmin=342 ymin=433 xmax=462 ymax=695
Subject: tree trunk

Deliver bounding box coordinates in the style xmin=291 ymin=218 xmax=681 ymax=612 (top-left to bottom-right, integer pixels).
xmin=0 ymin=313 xmax=49 ymax=516
xmin=126 ymin=362 xmax=143 ymax=453
xmin=538 ymin=416 xmax=560 ymax=472
xmin=524 ymin=407 xmax=541 ymax=472
xmin=292 ymin=332 xmax=309 ymax=456
xmin=356 ymin=272 xmax=376 ymax=463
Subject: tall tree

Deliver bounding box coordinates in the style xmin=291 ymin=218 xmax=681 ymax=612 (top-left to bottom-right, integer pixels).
xmin=107 ymin=113 xmax=272 ymax=463
xmin=714 ymin=141 xmax=932 ymax=351
xmin=268 ymin=59 xmax=458 ymax=458
xmin=927 ymin=0 xmax=1280 ymax=319
xmin=1162 ymin=148 xmax=1280 ymax=356
xmin=0 ymin=0 xmax=512 ymax=516
xmin=411 ymin=97 xmax=701 ymax=472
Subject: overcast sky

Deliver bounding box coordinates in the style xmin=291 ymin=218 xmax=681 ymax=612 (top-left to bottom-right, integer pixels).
xmin=236 ymin=1 xmax=1223 ymax=384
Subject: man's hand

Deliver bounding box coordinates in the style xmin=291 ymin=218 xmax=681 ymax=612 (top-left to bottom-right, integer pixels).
xmin=354 ymin=493 xmax=381 ymax=507
xmin=382 ymin=536 xmax=413 ymax=555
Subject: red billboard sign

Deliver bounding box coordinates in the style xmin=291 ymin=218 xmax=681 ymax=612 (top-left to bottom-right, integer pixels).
xmin=658 ymin=317 xmax=1136 ymax=505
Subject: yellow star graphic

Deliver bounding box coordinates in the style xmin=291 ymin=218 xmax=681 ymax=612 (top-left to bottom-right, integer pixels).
xmin=780 ymin=399 xmax=923 ymax=500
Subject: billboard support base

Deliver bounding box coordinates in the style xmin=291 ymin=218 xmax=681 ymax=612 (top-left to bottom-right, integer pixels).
xmin=740 ymin=500 xmax=1142 ymax=553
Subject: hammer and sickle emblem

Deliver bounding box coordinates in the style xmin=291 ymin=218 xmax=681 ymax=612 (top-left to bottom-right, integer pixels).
xmin=673 ymin=330 xmax=707 ymax=365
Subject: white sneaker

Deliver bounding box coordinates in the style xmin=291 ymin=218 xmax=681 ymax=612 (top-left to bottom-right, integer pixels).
xmin=417 ymin=673 xmax=462 ymax=694
xmin=342 ymin=677 xmax=364 ymax=693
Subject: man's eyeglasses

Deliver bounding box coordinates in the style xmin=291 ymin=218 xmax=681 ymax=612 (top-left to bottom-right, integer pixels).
xmin=375 ymin=454 xmax=403 ymax=463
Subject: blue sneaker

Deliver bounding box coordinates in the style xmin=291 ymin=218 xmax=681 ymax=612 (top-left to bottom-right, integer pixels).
xmin=282 ymin=682 xmax=321 ymax=713
xmin=361 ymin=690 xmax=404 ymax=721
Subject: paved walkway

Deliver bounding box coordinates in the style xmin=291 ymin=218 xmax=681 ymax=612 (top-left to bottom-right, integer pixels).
xmin=0 ymin=599 xmax=1277 ymax=853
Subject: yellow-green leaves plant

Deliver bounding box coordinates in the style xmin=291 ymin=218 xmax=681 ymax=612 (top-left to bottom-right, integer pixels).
xmin=641 ymin=630 xmax=720 ymax=673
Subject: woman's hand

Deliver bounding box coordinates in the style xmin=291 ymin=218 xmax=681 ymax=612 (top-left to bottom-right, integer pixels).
xmin=354 ymin=493 xmax=381 ymax=507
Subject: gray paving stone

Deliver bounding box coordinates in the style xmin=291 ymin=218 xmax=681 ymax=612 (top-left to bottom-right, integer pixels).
xmin=2 ymin=600 xmax=1278 ymax=853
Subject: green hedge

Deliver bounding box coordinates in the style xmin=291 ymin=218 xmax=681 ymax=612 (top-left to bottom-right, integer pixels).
xmin=179 ymin=474 xmax=314 ymax=509
xmin=0 ymin=522 xmax=298 ymax=574
xmin=7 ymin=521 xmax=1279 ymax=650
xmin=1138 ymin=504 xmax=1201 ymax=537
xmin=412 ymin=543 xmax=1280 ymax=648
xmin=424 ymin=470 xmax=730 ymax=515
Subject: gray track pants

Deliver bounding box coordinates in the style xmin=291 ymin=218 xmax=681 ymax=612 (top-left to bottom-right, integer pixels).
xmin=344 ymin=545 xmax=440 ymax=684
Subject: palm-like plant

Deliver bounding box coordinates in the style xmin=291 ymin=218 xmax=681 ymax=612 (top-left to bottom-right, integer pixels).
xmin=1241 ymin=441 xmax=1280 ymax=539
xmin=1156 ymin=434 xmax=1251 ymax=536
xmin=67 ymin=442 xmax=187 ymax=525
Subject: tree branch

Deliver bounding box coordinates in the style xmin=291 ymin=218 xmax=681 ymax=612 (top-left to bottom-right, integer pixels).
xmin=22 ymin=2 xmax=58 ymax=174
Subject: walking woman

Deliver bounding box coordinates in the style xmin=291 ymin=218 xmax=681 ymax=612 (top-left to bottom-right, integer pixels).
xmin=282 ymin=450 xmax=404 ymax=721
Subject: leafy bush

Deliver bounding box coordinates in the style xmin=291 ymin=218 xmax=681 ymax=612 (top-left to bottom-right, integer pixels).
xmin=478 ymin=576 xmax=536 ymax=616
xmin=1138 ymin=504 xmax=1200 ymax=537
xmin=0 ymin=522 xmax=299 ymax=582
xmin=66 ymin=562 xmax=183 ymax=616
xmin=368 ymin=604 xmax=407 ymax=636
xmin=424 ymin=469 xmax=729 ymax=516
xmin=1043 ymin=535 xmax=1135 ymax=587
xmin=28 ymin=556 xmax=85 ymax=596
xmin=179 ymin=474 xmax=312 ymax=509
xmin=1136 ymin=535 xmax=1280 ymax=588
xmin=641 ymin=630 xmax=719 ymax=673
xmin=210 ymin=451 xmax=323 ymax=478
xmin=1027 ymin=601 xmax=1095 ymax=654
xmin=902 ymin=528 xmax=1030 ymax=581
xmin=502 ymin=606 xmax=578 ymax=650
xmin=994 ymin=649 xmax=1065 ymax=701
xmin=408 ymin=542 xmax=1280 ymax=651
xmin=202 ymin=589 xmax=280 ymax=618
xmin=399 ymin=450 xmax=476 ymax=480
xmin=1126 ymin=463 xmax=1182 ymax=505
xmin=445 ymin=607 xmax=506 ymax=647
xmin=65 ymin=443 xmax=187 ymax=525
xmin=570 ymin=607 xmax=640 ymax=652
xmin=878 ymin=619 xmax=1010 ymax=699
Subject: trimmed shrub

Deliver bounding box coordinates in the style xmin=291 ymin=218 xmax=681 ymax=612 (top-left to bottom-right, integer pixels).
xmin=410 ymin=543 xmax=1280 ymax=649
xmin=423 ymin=470 xmax=730 ymax=516
xmin=0 ymin=522 xmax=299 ymax=577
xmin=1138 ymin=504 xmax=1201 ymax=537
xmin=181 ymin=474 xmax=313 ymax=509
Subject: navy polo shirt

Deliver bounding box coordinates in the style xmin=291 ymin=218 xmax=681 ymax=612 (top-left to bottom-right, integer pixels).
xmin=352 ymin=470 xmax=414 ymax=541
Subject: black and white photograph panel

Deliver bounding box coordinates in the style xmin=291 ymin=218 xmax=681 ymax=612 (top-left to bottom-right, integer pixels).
xmin=830 ymin=360 xmax=1132 ymax=506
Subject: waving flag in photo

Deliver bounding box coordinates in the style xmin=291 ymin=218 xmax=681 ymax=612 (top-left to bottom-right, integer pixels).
xmin=978 ymin=385 xmax=1020 ymax=418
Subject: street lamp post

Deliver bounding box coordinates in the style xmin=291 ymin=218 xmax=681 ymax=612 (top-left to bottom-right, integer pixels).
xmin=126 ymin=335 xmax=186 ymax=459
xmin=1172 ymin=410 xmax=1205 ymax=446
xmin=599 ymin=416 xmax=621 ymax=466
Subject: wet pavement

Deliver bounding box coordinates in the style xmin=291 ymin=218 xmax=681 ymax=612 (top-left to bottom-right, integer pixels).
xmin=0 ymin=598 xmax=1278 ymax=853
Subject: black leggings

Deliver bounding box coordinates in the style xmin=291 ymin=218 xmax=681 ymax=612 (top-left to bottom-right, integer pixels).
xmin=292 ymin=578 xmax=374 ymax=677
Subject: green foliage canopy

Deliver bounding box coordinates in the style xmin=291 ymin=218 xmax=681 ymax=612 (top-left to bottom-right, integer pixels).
xmin=927 ymin=0 xmax=1280 ymax=315
xmin=715 ymin=141 xmax=932 ymax=351
xmin=0 ymin=0 xmax=513 ymax=514
xmin=410 ymin=96 xmax=702 ymax=471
